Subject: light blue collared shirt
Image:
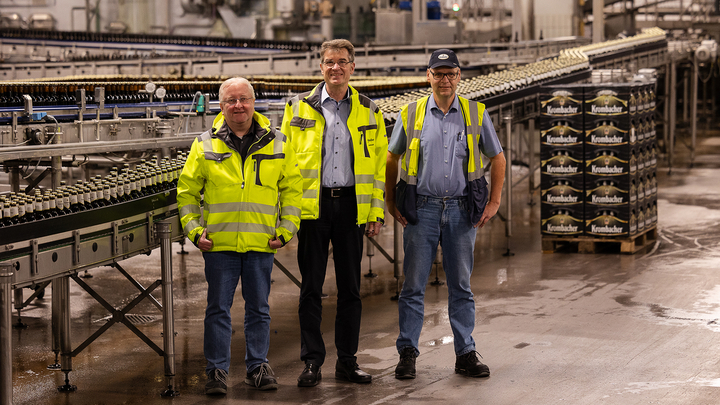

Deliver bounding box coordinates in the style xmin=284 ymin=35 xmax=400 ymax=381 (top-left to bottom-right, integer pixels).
xmin=388 ymin=95 xmax=502 ymax=197
xmin=320 ymin=86 xmax=354 ymax=188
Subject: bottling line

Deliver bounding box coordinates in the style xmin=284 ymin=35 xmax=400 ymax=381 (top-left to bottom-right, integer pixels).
xmin=0 ymin=26 xmax=693 ymax=404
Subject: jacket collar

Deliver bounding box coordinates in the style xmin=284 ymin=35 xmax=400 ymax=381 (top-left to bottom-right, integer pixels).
xmin=305 ymin=82 xmax=356 ymax=113
xmin=213 ymin=111 xmax=274 ymax=151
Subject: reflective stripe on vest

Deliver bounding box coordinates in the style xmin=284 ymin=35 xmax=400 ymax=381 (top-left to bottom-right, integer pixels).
xmin=400 ymin=96 xmax=485 ymax=184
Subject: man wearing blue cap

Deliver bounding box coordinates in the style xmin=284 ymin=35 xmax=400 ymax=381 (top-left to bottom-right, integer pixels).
xmin=385 ymin=48 xmax=506 ymax=379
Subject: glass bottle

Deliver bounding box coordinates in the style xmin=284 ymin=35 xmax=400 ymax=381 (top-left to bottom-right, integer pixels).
xmin=8 ymin=202 xmax=19 ymax=225
xmin=70 ymin=189 xmax=83 ymax=212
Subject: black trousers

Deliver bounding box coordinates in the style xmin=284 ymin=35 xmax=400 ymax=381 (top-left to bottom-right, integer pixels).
xmin=297 ymin=192 xmax=365 ymax=366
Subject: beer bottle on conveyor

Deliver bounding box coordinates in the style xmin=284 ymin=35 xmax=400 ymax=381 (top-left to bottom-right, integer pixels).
xmin=24 ymin=197 xmax=35 ymax=222
xmin=69 ymin=188 xmax=83 ymax=212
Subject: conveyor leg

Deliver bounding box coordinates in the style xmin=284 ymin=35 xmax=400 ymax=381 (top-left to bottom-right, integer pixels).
xmin=430 ymin=246 xmax=444 ymax=286
xmin=48 ymin=279 xmax=61 ymax=370
xmin=364 ymin=236 xmax=378 ymax=278
xmin=12 ymin=288 xmax=27 ymax=329
xmin=57 ymin=276 xmax=76 ymax=392
xmin=177 ymin=237 xmax=188 ymax=255
xmin=391 ymin=219 xmax=402 ymax=301
xmin=1 ymin=262 xmax=14 ymax=405
xmin=527 ymin=119 xmax=536 ymax=206
xmin=157 ymin=221 xmax=179 ymax=397
xmin=503 ymin=115 xmax=515 ymax=257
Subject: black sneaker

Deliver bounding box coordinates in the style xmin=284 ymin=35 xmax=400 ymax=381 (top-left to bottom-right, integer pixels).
xmin=395 ymin=347 xmax=417 ymax=380
xmin=245 ymin=363 xmax=278 ymax=391
xmin=205 ymin=369 xmax=228 ymax=395
xmin=455 ymin=351 xmax=490 ymax=378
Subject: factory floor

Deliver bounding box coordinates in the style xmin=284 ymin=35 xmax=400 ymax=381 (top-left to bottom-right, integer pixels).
xmin=9 ymin=133 xmax=720 ymax=405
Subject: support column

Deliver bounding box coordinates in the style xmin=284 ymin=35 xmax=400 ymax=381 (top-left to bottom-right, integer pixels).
xmin=10 ymin=167 xmax=20 ymax=193
xmin=1 ymin=262 xmax=14 ymax=405
xmin=48 ymin=279 xmax=62 ymax=370
xmin=690 ymin=58 xmax=698 ymax=167
xmin=668 ymin=58 xmax=677 ymax=174
xmin=157 ymin=221 xmax=178 ymax=397
xmin=683 ymin=69 xmax=689 ymax=122
xmin=503 ymin=115 xmax=514 ymax=257
xmin=528 ymin=118 xmax=536 ymax=205
xmin=57 ymin=276 xmax=76 ymax=392
xmin=592 ymin=0 xmax=604 ymax=43
xmin=51 ymin=156 xmax=62 ymax=190
xmin=512 ymin=0 xmax=522 ymax=42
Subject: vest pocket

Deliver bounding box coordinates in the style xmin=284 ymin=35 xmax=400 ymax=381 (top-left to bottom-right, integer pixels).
xmin=468 ymin=176 xmax=489 ymax=224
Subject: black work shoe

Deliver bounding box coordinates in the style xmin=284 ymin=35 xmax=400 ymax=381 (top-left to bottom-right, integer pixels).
xmin=297 ymin=362 xmax=322 ymax=387
xmin=335 ymin=359 xmax=372 ymax=383
xmin=245 ymin=363 xmax=278 ymax=391
xmin=455 ymin=351 xmax=490 ymax=378
xmin=394 ymin=347 xmax=417 ymax=380
xmin=205 ymin=369 xmax=228 ymax=395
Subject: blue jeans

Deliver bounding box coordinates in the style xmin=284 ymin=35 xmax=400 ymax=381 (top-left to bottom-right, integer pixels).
xmin=396 ymin=195 xmax=477 ymax=356
xmin=203 ymin=251 xmax=274 ymax=374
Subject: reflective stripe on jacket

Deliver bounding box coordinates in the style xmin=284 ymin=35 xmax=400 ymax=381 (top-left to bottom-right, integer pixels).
xmin=399 ymin=95 xmax=489 ymax=224
xmin=177 ymin=111 xmax=302 ymax=253
xmin=280 ymin=82 xmax=388 ymax=224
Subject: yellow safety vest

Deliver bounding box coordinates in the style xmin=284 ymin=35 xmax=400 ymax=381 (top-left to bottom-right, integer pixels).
xmin=177 ymin=111 xmax=303 ymax=253
xmin=398 ymin=95 xmax=489 ymax=224
xmin=280 ymin=83 xmax=388 ymax=224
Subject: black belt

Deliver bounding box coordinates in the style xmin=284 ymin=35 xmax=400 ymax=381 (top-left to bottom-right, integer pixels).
xmin=322 ymin=187 xmax=355 ymax=198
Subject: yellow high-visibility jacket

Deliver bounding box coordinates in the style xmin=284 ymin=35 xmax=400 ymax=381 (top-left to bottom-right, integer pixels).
xmin=280 ymin=82 xmax=388 ymax=224
xmin=177 ymin=111 xmax=302 ymax=253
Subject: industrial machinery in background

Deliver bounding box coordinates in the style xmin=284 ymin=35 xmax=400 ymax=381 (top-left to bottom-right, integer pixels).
xmin=0 ymin=0 xmax=718 ymax=399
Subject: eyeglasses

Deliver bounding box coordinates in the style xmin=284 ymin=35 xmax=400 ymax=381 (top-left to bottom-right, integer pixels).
xmin=222 ymin=97 xmax=253 ymax=106
xmin=429 ymin=70 xmax=459 ymax=81
xmin=323 ymin=60 xmax=352 ymax=68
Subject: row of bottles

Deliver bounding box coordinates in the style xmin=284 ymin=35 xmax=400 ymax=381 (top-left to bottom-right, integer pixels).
xmin=0 ymin=153 xmax=187 ymax=227
xmin=0 ymin=82 xmax=222 ymax=107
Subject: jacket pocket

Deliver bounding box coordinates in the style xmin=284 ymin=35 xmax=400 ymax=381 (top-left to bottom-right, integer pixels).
xmin=357 ymin=124 xmax=377 ymax=158
xmin=252 ymin=153 xmax=285 ymax=187
xmin=290 ymin=117 xmax=316 ymax=129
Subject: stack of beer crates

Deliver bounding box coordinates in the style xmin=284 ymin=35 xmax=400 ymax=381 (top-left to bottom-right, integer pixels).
xmin=539 ymin=85 xmax=585 ymax=236
xmin=583 ymin=82 xmax=658 ymax=238
xmin=540 ymin=80 xmax=658 ymax=240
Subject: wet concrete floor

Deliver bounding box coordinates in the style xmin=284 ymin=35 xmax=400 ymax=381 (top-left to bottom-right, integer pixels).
xmin=8 ymin=134 xmax=720 ymax=405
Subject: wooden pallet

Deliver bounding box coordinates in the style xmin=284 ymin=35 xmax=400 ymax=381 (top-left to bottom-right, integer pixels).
xmin=542 ymin=226 xmax=658 ymax=254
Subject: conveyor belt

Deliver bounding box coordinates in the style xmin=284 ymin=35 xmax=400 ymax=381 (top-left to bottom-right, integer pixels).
xmin=0 ymin=28 xmax=321 ymax=54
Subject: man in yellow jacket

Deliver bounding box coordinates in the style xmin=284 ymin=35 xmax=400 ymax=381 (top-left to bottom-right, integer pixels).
xmin=177 ymin=77 xmax=302 ymax=396
xmin=281 ymin=39 xmax=388 ymax=387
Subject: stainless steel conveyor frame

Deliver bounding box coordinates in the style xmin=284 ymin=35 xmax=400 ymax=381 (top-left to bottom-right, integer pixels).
xmin=0 ymin=191 xmax=184 ymax=404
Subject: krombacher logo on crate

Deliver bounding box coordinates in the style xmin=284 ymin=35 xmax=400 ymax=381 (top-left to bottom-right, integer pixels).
xmin=541 ymin=210 xmax=584 ymax=235
xmin=585 ymin=181 xmax=629 ymax=205
xmin=541 ymin=90 xmax=582 ymax=116
xmin=585 ymin=121 xmax=628 ymax=146
xmin=541 ymin=151 xmax=583 ymax=176
xmin=585 ymin=210 xmax=635 ymax=237
xmin=542 ymin=181 xmax=583 ymax=205
xmin=586 ymin=89 xmax=628 ymax=116
xmin=541 ymin=121 xmax=583 ymax=146
xmin=585 ymin=151 xmax=632 ymax=176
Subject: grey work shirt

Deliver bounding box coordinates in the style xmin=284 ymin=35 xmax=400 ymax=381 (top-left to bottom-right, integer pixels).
xmin=388 ymin=95 xmax=503 ymax=197
xmin=320 ymin=86 xmax=354 ymax=188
